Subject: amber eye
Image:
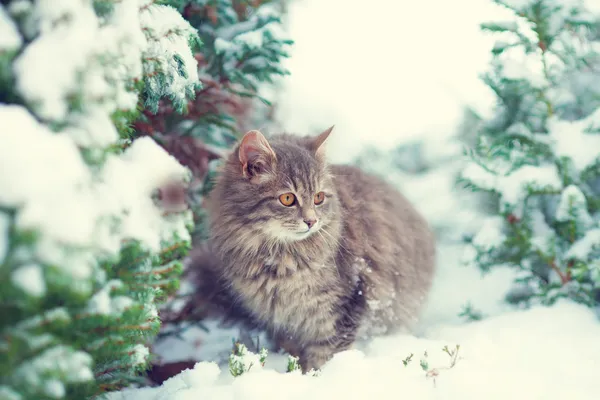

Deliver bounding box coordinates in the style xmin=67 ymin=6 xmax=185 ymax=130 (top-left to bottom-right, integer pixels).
xmin=314 ymin=191 xmax=325 ymax=205
xmin=279 ymin=193 xmax=296 ymax=206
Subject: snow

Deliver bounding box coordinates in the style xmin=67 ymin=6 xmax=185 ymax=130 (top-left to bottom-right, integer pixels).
xmin=6 ymin=0 xmax=30 ymax=15
xmin=15 ymin=345 xmax=94 ymax=393
xmin=419 ymin=245 xmax=517 ymax=328
xmin=549 ymin=109 xmax=600 ymax=172
xmin=131 ymin=344 xmax=150 ymax=366
xmin=462 ymin=163 xmax=562 ymax=214
xmin=63 ymin=107 xmax=120 ymax=148
xmin=112 ymin=301 xmax=600 ymax=400
xmin=0 ymin=4 xmax=22 ymax=51
xmin=13 ymin=0 xmax=100 ymax=120
xmin=44 ymin=379 xmax=65 ymax=399
xmin=13 ymin=0 xmax=198 ymax=121
xmin=502 ymin=0 xmax=538 ymax=8
xmin=568 ymin=229 xmax=600 ymax=260
xmin=234 ymin=27 xmax=269 ymax=48
xmin=0 ymin=386 xmax=21 ymax=400
xmin=100 ymin=136 xmax=192 ymax=252
xmin=0 ymin=106 xmax=89 ymax=207
xmin=501 ymin=0 xmax=596 ymax=36
xmin=87 ymin=280 xmax=134 ymax=316
xmin=471 ymin=216 xmax=506 ymax=251
xmin=213 ymin=8 xmax=286 ymax=76
xmin=2 ymin=1 xmax=198 ymax=395
xmin=140 ymin=2 xmax=200 ymax=108
xmin=1 ymin=0 xmax=196 ymax=274
xmin=11 ymin=263 xmax=46 ymax=297
xmin=0 ymin=105 xmax=191 ymax=279
xmin=555 ymin=184 xmax=593 ymax=227
xmin=153 ymin=320 xmax=246 ymax=365
xmin=500 ymin=50 xmax=547 ymax=87
xmin=530 ymin=209 xmax=557 ymax=254
xmin=16 ymin=308 xmax=70 ymax=332
xmin=214 ymin=37 xmax=234 ymax=53
xmin=0 ymin=106 xmax=97 ymax=272
xmin=480 ymin=0 xmax=600 ymax=95
xmin=229 ymin=344 xmax=268 ymax=377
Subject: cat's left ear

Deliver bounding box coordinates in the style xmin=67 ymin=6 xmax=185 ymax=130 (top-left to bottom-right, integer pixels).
xmin=309 ymin=125 xmax=334 ymax=158
xmin=238 ymin=130 xmax=277 ymax=182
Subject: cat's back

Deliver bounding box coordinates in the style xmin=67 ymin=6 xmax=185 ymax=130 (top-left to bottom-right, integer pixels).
xmin=330 ymin=164 xmax=436 ymax=335
xmin=330 ymin=164 xmax=432 ymax=239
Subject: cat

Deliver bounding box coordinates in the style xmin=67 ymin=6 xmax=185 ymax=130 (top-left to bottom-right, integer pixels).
xmin=199 ymin=127 xmax=436 ymax=372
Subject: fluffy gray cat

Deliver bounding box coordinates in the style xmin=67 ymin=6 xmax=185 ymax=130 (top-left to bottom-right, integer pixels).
xmin=197 ymin=127 xmax=436 ymax=372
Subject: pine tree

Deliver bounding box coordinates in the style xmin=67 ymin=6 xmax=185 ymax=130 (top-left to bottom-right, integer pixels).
xmin=0 ymin=1 xmax=200 ymax=398
xmin=461 ymin=0 xmax=600 ymax=308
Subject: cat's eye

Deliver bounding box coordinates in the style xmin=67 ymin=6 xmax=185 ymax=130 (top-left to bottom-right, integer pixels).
xmin=279 ymin=193 xmax=296 ymax=206
xmin=314 ymin=191 xmax=325 ymax=205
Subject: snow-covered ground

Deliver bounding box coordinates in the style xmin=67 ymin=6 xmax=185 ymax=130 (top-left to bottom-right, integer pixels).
xmin=117 ymin=0 xmax=600 ymax=398
xmin=112 ymin=301 xmax=600 ymax=400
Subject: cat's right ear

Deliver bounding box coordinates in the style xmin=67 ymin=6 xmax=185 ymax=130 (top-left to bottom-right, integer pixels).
xmin=238 ymin=130 xmax=277 ymax=182
xmin=309 ymin=125 xmax=334 ymax=160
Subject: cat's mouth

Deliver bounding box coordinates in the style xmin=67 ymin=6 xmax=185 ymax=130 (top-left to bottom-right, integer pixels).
xmin=292 ymin=223 xmax=320 ymax=240
xmin=295 ymin=229 xmax=312 ymax=239
xmin=264 ymin=220 xmax=321 ymax=242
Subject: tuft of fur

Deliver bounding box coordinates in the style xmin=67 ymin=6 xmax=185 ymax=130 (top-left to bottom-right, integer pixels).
xmin=200 ymin=128 xmax=436 ymax=372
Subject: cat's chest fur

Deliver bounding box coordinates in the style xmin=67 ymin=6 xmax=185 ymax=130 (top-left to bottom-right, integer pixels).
xmin=227 ymin=250 xmax=343 ymax=340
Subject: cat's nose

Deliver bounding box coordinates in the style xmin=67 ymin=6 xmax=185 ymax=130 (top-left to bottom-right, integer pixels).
xmin=304 ymin=218 xmax=317 ymax=229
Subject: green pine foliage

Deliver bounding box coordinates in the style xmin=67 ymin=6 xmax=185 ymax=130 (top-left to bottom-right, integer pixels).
xmin=286 ymin=355 xmax=301 ymax=373
xmin=228 ymin=342 xmax=268 ymax=377
xmin=461 ymin=0 xmax=600 ymax=308
xmin=0 ymin=1 xmax=200 ymax=398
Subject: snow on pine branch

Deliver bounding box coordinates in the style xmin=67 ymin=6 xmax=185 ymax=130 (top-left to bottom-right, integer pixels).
xmin=10 ymin=0 xmax=199 ymax=124
xmin=548 ymin=108 xmax=600 ymax=173
xmin=461 ymin=162 xmax=561 ymax=215
xmin=212 ymin=3 xmax=291 ymax=86
xmin=0 ymin=1 xmax=198 ymax=395
xmin=87 ymin=279 xmax=135 ymax=316
xmin=462 ymin=107 xmax=600 ymax=217
xmin=495 ymin=0 xmax=597 ymax=36
xmin=0 ymin=0 xmax=197 ymax=267
xmin=483 ymin=0 xmax=600 ymax=90
xmin=140 ymin=1 xmax=201 ymax=113
xmin=14 ymin=345 xmax=94 ymax=399
xmin=567 ymin=229 xmax=600 ymax=261
xmin=215 ymin=6 xmax=285 ymax=41
xmin=555 ymin=185 xmax=593 ymax=228
xmin=0 ymin=5 xmax=21 ymax=51
xmin=0 ymin=106 xmax=192 ymax=274
xmin=471 ymin=216 xmax=507 ymax=252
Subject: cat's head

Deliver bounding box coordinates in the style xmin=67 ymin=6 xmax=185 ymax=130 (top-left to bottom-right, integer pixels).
xmin=216 ymin=127 xmax=338 ymax=243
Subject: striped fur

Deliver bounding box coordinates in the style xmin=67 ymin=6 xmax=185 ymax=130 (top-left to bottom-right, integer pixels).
xmin=197 ymin=129 xmax=436 ymax=372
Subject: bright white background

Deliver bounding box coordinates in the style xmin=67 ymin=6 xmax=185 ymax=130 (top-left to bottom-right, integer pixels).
xmin=275 ymin=0 xmax=512 ymax=163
